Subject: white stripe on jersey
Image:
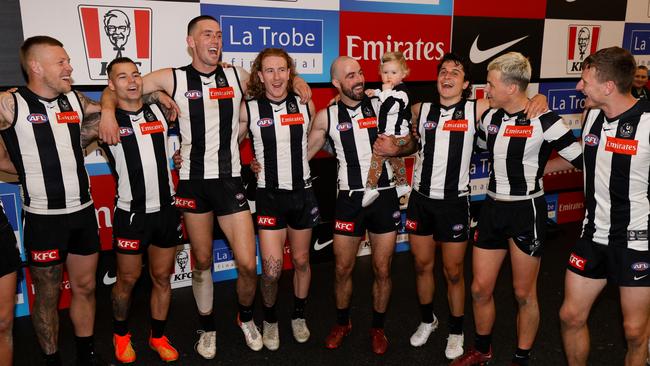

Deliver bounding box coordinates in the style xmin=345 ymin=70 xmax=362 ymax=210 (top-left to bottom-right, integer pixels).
xmin=173 ymin=65 xmax=244 ymax=180
xmin=413 ymin=100 xmax=476 ymax=199
xmin=247 ymin=95 xmax=311 ymax=190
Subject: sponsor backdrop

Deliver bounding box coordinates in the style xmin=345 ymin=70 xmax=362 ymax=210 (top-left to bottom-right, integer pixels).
xmin=1 ymin=0 xmax=643 ymax=316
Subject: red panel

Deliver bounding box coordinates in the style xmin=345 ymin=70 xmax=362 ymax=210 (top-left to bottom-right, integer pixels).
xmin=79 ymin=7 xmax=102 ymax=58
xmin=340 ymin=12 xmax=451 ymax=82
xmin=557 ymin=191 xmax=585 ymax=224
xmin=568 ymin=26 xmax=577 ymax=60
xmin=453 ymin=0 xmax=547 ymax=19
xmin=90 ymin=174 xmax=116 ymax=251
xmin=134 ymin=9 xmax=150 ymax=59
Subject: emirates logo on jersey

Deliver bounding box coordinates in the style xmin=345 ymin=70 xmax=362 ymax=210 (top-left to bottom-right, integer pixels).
xmin=443 ymin=120 xmax=468 ymax=132
xmin=56 ymin=111 xmax=81 ymax=124
xmin=358 ymin=117 xmax=377 ymax=129
xmin=503 ymin=125 xmax=533 ymax=138
xmin=209 ymin=87 xmax=234 ymax=100
xmin=139 ymin=121 xmax=164 ymax=135
xmin=605 ymin=137 xmax=638 ymax=155
xmin=280 ymin=113 xmax=305 ymax=126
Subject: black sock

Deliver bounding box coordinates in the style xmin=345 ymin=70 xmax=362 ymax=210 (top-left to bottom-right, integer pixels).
xmin=263 ymin=303 xmax=277 ymax=323
xmin=292 ymin=296 xmax=307 ymax=319
xmin=43 ymin=351 xmax=62 ymax=366
xmin=336 ymin=307 xmax=350 ymax=326
xmin=113 ymin=318 xmax=129 ymax=336
xmin=151 ymin=317 xmax=167 ymax=339
xmin=239 ymin=303 xmax=254 ymax=322
xmin=419 ymin=302 xmax=434 ymax=323
xmin=372 ymin=310 xmax=385 ymax=329
xmin=199 ymin=313 xmax=216 ymax=332
xmin=448 ymin=315 xmax=464 ymax=335
xmin=512 ymin=347 xmax=531 ymax=365
xmin=74 ymin=335 xmax=95 ymax=359
xmin=474 ymin=333 xmax=492 ymax=354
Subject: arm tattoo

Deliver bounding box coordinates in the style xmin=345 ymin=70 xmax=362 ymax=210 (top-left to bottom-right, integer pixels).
xmin=0 ymin=93 xmax=15 ymax=130
xmin=76 ymin=91 xmax=101 ymax=115
xmin=30 ymin=265 xmax=63 ymax=354
xmin=142 ymin=91 xmax=159 ymax=105
xmin=80 ymin=112 xmax=100 ymax=148
xmin=261 ymin=255 xmax=282 ymax=307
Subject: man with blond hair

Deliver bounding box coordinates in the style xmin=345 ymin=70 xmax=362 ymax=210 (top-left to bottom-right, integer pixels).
xmin=452 ymin=52 xmax=582 ymax=365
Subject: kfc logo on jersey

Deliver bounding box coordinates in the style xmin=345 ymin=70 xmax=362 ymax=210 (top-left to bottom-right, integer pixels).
xmin=257 ymin=216 xmax=277 ymax=227
xmin=569 ymin=253 xmax=586 ymax=270
xmin=567 ymin=25 xmax=600 ymax=74
xmin=184 ymin=90 xmax=202 ymax=99
xmin=79 ymin=6 xmax=152 ymax=80
xmin=174 ymin=197 xmax=197 ymax=209
xmin=405 ymin=219 xmax=418 ymax=230
xmin=26 ymin=113 xmax=48 ymax=124
xmin=335 ymin=220 xmax=355 ymax=232
xmin=117 ymin=238 xmax=140 ymax=250
xmin=31 ymin=249 xmax=60 ymax=263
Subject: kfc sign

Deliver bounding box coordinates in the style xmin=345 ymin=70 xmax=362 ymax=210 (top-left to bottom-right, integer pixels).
xmin=335 ymin=220 xmax=355 ymax=232
xmin=117 ymin=238 xmax=140 ymax=251
xmin=340 ymin=11 xmax=450 ymax=81
xmin=569 ymin=253 xmax=586 ymax=271
xmin=31 ymin=249 xmax=60 ymax=263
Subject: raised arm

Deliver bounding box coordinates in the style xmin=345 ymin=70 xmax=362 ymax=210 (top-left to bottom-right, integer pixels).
xmin=307 ymin=108 xmax=328 ymax=160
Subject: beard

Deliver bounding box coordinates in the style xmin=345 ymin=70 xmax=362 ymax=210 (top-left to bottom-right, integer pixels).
xmin=341 ymin=82 xmax=365 ymax=101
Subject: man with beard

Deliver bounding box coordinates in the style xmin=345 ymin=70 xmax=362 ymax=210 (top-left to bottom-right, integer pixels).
xmin=99 ymin=15 xmax=311 ymax=358
xmin=307 ymin=56 xmax=403 ymax=355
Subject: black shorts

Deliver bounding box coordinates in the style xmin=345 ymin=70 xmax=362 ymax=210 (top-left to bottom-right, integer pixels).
xmin=175 ymin=177 xmax=249 ymax=215
xmin=0 ymin=220 xmax=20 ymax=277
xmin=334 ymin=188 xmax=401 ymax=237
xmin=405 ymin=191 xmax=469 ymax=242
xmin=475 ymin=196 xmax=547 ymax=257
xmin=113 ymin=205 xmax=182 ymax=255
xmin=567 ymin=238 xmax=650 ymax=287
xmin=256 ymin=188 xmax=319 ymax=230
xmin=24 ymin=205 xmax=100 ymax=267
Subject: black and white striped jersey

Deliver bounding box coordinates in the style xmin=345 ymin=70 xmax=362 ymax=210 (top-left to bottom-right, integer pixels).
xmin=414 ymin=99 xmax=477 ymax=199
xmin=477 ymin=109 xmax=582 ymax=201
xmin=1 ymin=87 xmax=91 ymax=214
xmin=377 ymin=83 xmax=411 ymax=137
xmin=102 ymin=104 xmax=174 ymax=213
xmin=581 ymin=101 xmax=650 ymax=251
xmin=172 ymin=64 xmax=244 ymax=180
xmin=246 ymin=93 xmax=311 ymax=190
xmin=326 ymin=97 xmax=391 ymax=191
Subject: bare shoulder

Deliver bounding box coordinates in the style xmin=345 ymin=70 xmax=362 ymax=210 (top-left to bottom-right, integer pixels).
xmin=0 ymin=92 xmax=16 ymax=130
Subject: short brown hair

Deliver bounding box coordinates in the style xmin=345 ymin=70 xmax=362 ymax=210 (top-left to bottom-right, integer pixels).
xmin=19 ymin=36 xmax=63 ymax=75
xmin=246 ymin=48 xmax=297 ymax=100
xmin=583 ymin=47 xmax=636 ymax=93
xmin=107 ymin=57 xmax=137 ymax=78
xmin=187 ymin=15 xmax=219 ymax=35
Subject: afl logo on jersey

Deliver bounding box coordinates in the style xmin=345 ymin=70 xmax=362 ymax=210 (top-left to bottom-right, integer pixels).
xmin=119 ymin=127 xmax=134 ymax=137
xmin=487 ymin=124 xmax=499 ymax=134
xmin=423 ymin=121 xmax=437 ymax=130
xmin=185 ymin=90 xmax=202 ymax=100
xmin=257 ymin=118 xmax=274 ymax=127
xmin=27 ymin=113 xmax=48 ymax=124
xmin=337 ymin=122 xmax=353 ymax=132
xmin=584 ymin=134 xmax=599 ymax=146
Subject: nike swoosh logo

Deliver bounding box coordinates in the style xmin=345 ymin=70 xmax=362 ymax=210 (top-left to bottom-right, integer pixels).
xmin=238 ymin=202 xmax=246 ymax=207
xmin=469 ymin=35 xmax=529 ymax=64
xmin=274 ymin=108 xmax=283 ymax=112
xmin=453 ymin=233 xmax=462 ymax=239
xmin=314 ymin=238 xmax=333 ymax=251
xmin=350 ymin=113 xmax=359 ymax=118
xmin=634 ymin=274 xmax=648 ymax=281
xmin=103 ymin=271 xmax=116 ymax=286
xmin=202 ymin=81 xmax=212 ymax=85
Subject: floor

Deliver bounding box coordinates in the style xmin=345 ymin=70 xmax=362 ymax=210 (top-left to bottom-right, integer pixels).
xmin=13 ymin=222 xmax=629 ymax=365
